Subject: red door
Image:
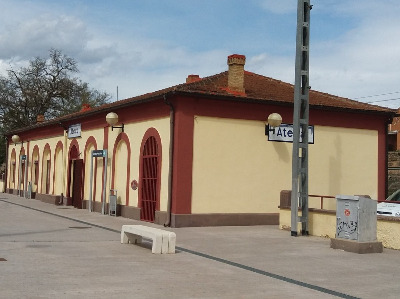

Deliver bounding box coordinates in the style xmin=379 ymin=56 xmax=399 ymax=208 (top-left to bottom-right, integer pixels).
xmin=140 ymin=137 xmax=159 ymax=222
xmin=72 ymin=159 xmax=84 ymax=209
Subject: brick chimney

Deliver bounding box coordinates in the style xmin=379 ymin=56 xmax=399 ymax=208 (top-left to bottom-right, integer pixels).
xmin=186 ymin=74 xmax=201 ymax=83
xmin=36 ymin=115 xmax=45 ymax=123
xmin=80 ymin=103 xmax=91 ymax=112
xmin=227 ymin=54 xmax=246 ymax=93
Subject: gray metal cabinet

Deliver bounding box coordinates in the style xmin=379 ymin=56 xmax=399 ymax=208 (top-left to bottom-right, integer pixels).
xmin=336 ymin=195 xmax=377 ymax=242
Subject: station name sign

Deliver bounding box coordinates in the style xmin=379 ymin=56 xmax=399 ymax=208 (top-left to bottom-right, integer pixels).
xmin=266 ymin=123 xmax=314 ymax=144
xmin=68 ymin=124 xmax=81 ymax=139
xmin=92 ymin=149 xmax=107 ymax=158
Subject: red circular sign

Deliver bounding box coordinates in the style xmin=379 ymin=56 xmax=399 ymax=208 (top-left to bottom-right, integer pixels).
xmin=344 ymin=209 xmax=350 ymax=216
xmin=130 ymin=180 xmax=138 ymax=190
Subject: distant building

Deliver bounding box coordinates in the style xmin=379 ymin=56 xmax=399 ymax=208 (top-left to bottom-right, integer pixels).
xmin=4 ymin=54 xmax=395 ymax=227
xmin=388 ymin=109 xmax=400 ymax=151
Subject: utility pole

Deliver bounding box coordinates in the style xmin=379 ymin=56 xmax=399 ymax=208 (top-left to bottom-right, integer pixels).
xmin=291 ymin=0 xmax=312 ymax=236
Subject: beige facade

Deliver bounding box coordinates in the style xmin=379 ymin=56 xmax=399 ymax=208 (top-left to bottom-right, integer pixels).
xmin=7 ymin=116 xmax=170 ymax=219
xmin=4 ymin=54 xmax=393 ymax=227
xmin=192 ymin=116 xmax=379 ymax=214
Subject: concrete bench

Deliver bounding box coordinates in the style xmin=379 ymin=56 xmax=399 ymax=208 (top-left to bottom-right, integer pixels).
xmin=121 ymin=225 xmax=176 ymax=254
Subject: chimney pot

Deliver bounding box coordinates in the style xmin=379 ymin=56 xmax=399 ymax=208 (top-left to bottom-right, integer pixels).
xmin=37 ymin=115 xmax=45 ymax=123
xmin=81 ymin=104 xmax=91 ymax=112
xmin=227 ymin=54 xmax=246 ymax=93
xmin=186 ymin=74 xmax=201 ymax=83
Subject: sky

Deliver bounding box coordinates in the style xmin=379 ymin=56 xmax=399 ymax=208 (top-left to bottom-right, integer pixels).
xmin=0 ymin=0 xmax=399 ymax=108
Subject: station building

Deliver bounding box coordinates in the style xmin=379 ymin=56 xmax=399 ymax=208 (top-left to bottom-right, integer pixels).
xmin=4 ymin=54 xmax=395 ymax=227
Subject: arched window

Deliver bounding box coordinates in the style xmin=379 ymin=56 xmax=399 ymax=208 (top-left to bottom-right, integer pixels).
xmin=139 ymin=128 xmax=162 ymax=222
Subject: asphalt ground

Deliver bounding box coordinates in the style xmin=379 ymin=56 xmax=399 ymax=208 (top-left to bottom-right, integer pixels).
xmin=1 ymin=193 xmax=399 ymax=299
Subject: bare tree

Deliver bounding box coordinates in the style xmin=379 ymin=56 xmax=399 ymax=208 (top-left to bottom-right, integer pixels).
xmin=0 ymin=49 xmax=111 ymax=164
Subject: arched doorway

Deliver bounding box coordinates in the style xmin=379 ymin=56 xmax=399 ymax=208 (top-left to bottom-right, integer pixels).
xmin=69 ymin=143 xmax=83 ymax=209
xmin=139 ymin=129 xmax=161 ymax=222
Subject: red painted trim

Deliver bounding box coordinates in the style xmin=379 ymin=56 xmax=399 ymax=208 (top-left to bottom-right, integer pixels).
xmin=378 ymin=123 xmax=387 ymax=201
xmin=52 ymin=141 xmax=63 ymax=195
xmin=138 ymin=128 xmax=162 ymax=211
xmin=111 ymin=132 xmax=131 ymax=206
xmin=84 ymin=136 xmax=98 ymax=203
xmin=171 ymin=98 xmax=194 ymax=214
xmin=9 ymin=126 xmax=64 ymax=146
xmin=9 ymin=101 xmax=169 ymax=142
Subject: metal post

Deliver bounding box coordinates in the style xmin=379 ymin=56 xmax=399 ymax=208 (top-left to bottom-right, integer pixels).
xmin=102 ymin=150 xmax=108 ymax=215
xmin=89 ymin=151 xmax=94 ymax=212
xmin=24 ymin=151 xmax=28 ymax=198
xmin=291 ymin=0 xmax=311 ymax=236
xmin=18 ymin=155 xmax=22 ymax=196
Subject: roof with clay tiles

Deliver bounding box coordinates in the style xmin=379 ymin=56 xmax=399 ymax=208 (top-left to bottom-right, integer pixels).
xmin=6 ymin=64 xmax=395 ymax=135
xmin=172 ymin=70 xmax=393 ymax=114
xmin=57 ymin=67 xmax=396 ymax=119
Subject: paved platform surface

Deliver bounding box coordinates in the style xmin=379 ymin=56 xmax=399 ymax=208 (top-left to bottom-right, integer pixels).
xmin=0 ymin=193 xmax=399 ymax=299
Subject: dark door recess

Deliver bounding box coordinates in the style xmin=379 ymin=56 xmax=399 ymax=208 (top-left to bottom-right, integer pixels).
xmin=72 ymin=159 xmax=84 ymax=209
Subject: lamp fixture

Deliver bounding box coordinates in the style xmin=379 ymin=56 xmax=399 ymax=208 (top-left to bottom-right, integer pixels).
xmin=106 ymin=112 xmax=124 ymax=132
xmin=11 ymin=135 xmax=23 ymax=146
xmin=267 ymin=113 xmax=282 ymax=134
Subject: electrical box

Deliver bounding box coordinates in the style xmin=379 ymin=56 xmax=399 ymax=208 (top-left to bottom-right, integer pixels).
xmin=336 ymin=195 xmax=377 ymax=242
xmin=109 ymin=189 xmax=117 ymax=216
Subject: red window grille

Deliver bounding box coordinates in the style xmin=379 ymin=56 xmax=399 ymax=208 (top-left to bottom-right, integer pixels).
xmin=140 ymin=136 xmax=159 ymax=222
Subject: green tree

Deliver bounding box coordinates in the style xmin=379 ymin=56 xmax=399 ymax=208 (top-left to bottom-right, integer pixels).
xmin=0 ymin=49 xmax=111 ymax=165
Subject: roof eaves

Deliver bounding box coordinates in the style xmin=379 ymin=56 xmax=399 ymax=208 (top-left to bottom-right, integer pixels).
xmin=5 ymin=91 xmax=172 ymax=136
xmin=173 ymin=90 xmax=395 ymax=116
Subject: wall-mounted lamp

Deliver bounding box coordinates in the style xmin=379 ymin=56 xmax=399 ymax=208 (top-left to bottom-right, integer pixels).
xmin=106 ymin=112 xmax=124 ymax=132
xmin=267 ymin=113 xmax=282 ymax=133
xmin=11 ymin=134 xmax=23 ymax=146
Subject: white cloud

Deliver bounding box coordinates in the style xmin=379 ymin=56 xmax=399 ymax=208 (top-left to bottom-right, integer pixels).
xmin=1 ymin=0 xmax=399 ymax=108
xmin=310 ymin=9 xmax=400 ymax=105
xmin=0 ymin=15 xmax=89 ymax=60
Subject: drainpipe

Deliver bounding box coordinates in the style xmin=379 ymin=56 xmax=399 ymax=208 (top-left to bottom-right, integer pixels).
xmin=163 ymin=94 xmax=175 ymax=227
xmin=3 ymin=136 xmax=8 ymax=193
xmin=385 ymin=116 xmax=393 ymax=200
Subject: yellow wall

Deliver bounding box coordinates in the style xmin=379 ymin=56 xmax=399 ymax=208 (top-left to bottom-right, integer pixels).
xmin=377 ymin=219 xmax=400 ymax=250
xmin=66 ymin=117 xmax=170 ymax=210
xmin=31 ymin=149 xmax=39 ymax=193
xmin=14 ymin=136 xmax=65 ymax=195
xmin=280 ymin=208 xmax=400 ymax=250
xmin=191 ymin=116 xmax=378 ymax=214
xmin=114 ymin=140 xmax=128 ymax=205
xmin=83 ymin=142 xmax=95 ymax=203
xmin=108 ymin=118 xmax=170 ymax=210
xmin=54 ymin=147 xmax=64 ymax=195
xmin=80 ymin=128 xmax=105 ymax=204
xmin=6 ymin=117 xmax=170 ymax=215
xmin=309 ymin=126 xmax=378 ymax=209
